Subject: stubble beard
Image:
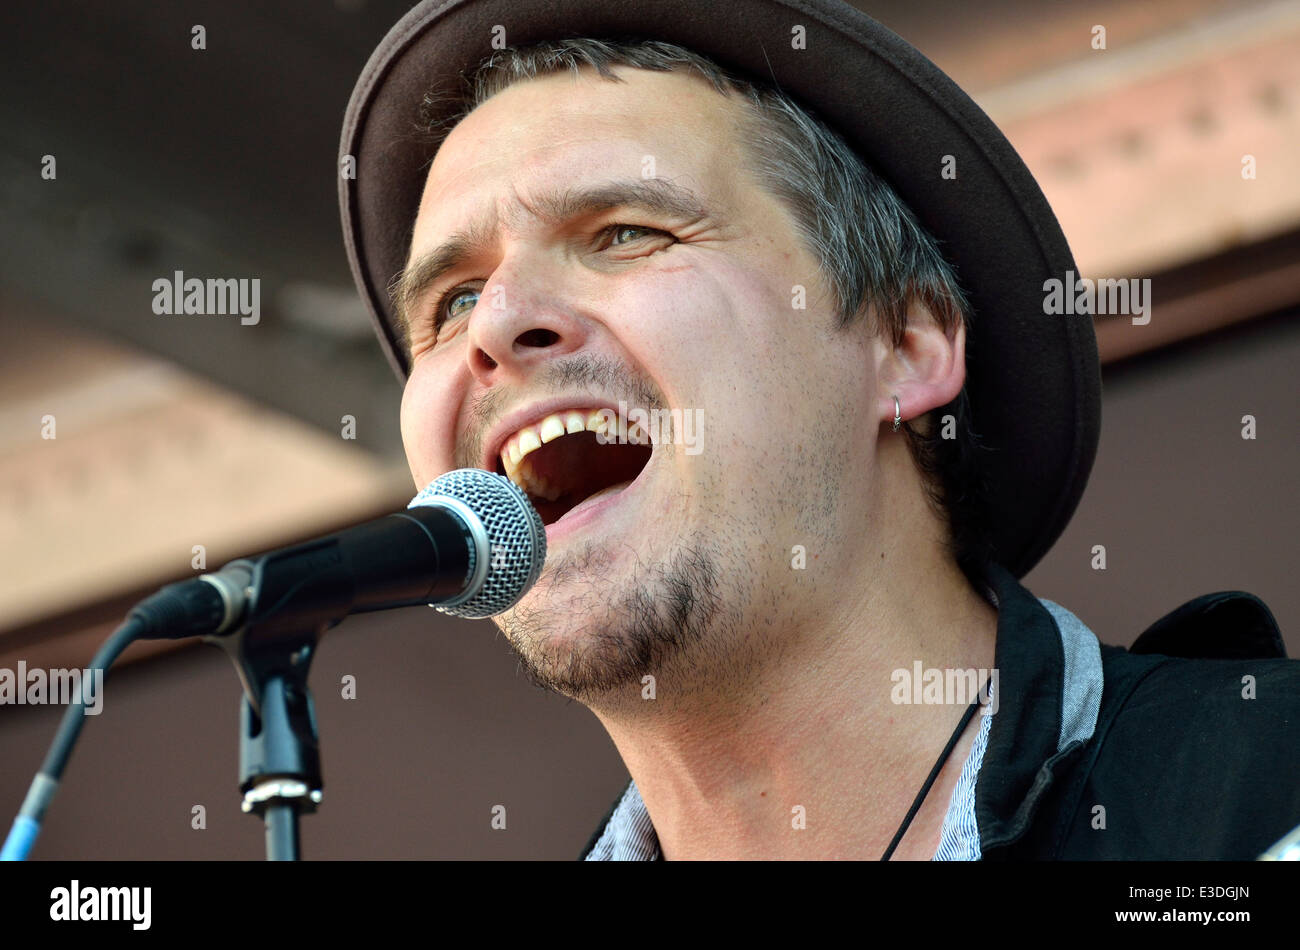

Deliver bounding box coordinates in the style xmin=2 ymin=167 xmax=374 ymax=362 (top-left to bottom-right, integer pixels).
xmin=493 ymin=533 xmax=747 ymax=707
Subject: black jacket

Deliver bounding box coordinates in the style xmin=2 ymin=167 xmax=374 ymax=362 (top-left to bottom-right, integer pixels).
xmin=980 ymin=564 xmax=1298 ymax=859
xmin=580 ymin=563 xmax=1299 ymax=859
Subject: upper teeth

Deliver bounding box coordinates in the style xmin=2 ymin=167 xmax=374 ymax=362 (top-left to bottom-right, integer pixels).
xmin=498 ymin=408 xmax=645 ymax=500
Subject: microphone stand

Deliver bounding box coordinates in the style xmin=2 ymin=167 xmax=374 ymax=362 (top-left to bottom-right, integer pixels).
xmin=206 ymin=545 xmax=354 ymax=861
xmin=229 ymin=643 xmax=321 ymax=861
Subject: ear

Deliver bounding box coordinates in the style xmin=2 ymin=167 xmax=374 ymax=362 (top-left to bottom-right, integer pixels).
xmin=872 ymin=300 xmax=966 ymax=429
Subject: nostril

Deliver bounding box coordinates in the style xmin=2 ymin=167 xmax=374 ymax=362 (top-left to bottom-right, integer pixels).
xmin=476 ymin=348 xmax=498 ymax=370
xmin=516 ymin=328 xmax=559 ymax=348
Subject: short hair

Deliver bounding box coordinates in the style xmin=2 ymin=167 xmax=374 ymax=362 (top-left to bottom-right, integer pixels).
xmin=414 ymin=38 xmax=993 ymax=578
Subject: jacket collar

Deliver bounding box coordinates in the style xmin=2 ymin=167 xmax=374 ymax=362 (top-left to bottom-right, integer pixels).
xmin=975 ymin=562 xmax=1103 ymax=853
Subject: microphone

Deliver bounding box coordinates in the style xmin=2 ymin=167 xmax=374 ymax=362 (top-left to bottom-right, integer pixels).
xmin=130 ymin=468 xmax=547 ymax=640
xmin=408 ymin=467 xmax=548 ymax=618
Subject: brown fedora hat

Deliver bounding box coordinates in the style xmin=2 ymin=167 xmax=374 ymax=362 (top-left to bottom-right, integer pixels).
xmin=339 ymin=0 xmax=1100 ymax=579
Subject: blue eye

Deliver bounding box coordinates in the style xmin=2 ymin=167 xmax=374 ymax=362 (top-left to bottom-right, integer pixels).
xmin=446 ymin=288 xmax=478 ymax=318
xmin=434 ymin=286 xmax=479 ymax=330
xmin=610 ymin=225 xmax=657 ymax=245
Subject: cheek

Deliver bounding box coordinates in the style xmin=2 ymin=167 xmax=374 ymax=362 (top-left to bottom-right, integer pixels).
xmin=399 ymin=365 xmax=458 ymax=488
xmin=615 ymin=264 xmax=800 ymax=498
xmin=649 ymin=263 xmax=790 ymax=415
xmin=617 ymin=264 xmax=772 ymax=400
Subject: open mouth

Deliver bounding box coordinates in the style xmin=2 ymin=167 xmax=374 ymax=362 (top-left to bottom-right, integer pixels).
xmin=494 ymin=411 xmax=653 ymax=526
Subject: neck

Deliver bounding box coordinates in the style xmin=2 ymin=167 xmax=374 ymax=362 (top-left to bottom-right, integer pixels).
xmin=590 ymin=530 xmax=999 ymax=860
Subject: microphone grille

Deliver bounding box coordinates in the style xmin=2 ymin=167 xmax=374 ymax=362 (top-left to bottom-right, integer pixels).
xmin=409 ymin=468 xmax=546 ymax=618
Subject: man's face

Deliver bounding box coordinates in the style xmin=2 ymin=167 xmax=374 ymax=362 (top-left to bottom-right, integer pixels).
xmin=400 ymin=67 xmax=884 ymax=705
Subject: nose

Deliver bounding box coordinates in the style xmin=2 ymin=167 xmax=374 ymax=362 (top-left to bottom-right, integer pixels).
xmin=466 ymin=253 xmax=587 ymax=384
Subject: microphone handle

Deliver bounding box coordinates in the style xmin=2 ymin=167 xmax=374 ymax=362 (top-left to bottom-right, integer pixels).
xmin=315 ymin=503 xmax=480 ymax=613
xmin=234 ymin=503 xmax=481 ymax=636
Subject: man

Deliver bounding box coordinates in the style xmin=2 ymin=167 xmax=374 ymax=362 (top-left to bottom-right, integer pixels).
xmin=339 ymin=0 xmax=1299 ymax=859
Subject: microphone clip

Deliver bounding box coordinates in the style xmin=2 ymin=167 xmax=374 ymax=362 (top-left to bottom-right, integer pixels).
xmin=206 ymin=556 xmax=326 ymax=861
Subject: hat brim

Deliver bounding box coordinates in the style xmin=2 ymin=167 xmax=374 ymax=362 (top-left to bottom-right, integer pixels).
xmin=339 ymin=0 xmax=1100 ymax=578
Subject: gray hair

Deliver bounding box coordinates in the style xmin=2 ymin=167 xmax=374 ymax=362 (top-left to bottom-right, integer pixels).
xmin=417 ymin=38 xmax=992 ymax=575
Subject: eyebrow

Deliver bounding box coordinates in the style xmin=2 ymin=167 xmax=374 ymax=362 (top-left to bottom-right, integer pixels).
xmin=390 ymin=177 xmax=713 ymax=341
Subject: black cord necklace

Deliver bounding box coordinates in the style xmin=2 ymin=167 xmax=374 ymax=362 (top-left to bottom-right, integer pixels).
xmin=880 ymin=695 xmax=983 ymax=860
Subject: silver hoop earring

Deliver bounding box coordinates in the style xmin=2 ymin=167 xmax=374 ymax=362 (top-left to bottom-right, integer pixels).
xmin=892 ymin=395 xmax=902 ymax=432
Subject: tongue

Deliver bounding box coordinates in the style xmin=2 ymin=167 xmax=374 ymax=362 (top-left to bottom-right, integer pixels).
xmin=556 ymin=479 xmax=633 ymax=523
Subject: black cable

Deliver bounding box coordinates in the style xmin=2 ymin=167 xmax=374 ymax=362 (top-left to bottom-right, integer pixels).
xmin=39 ymin=616 xmax=144 ymax=778
xmin=880 ymin=696 xmax=984 ymax=861
xmin=1 ymin=615 xmax=145 ymax=860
